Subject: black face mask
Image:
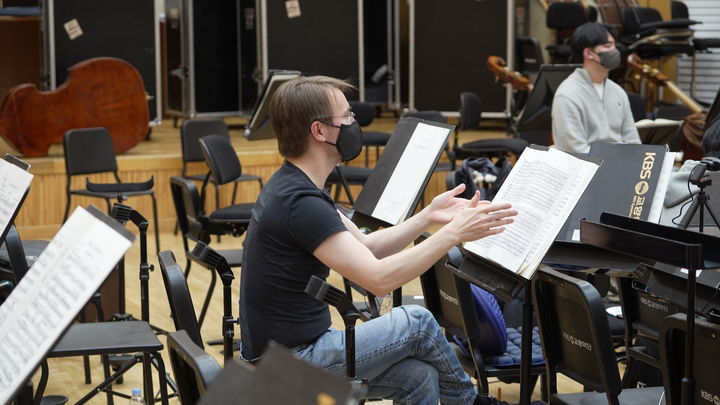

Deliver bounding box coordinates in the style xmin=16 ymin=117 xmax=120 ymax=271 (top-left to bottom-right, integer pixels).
xmin=592 ymin=48 xmax=621 ymax=71
xmin=324 ymin=120 xmax=363 ymax=162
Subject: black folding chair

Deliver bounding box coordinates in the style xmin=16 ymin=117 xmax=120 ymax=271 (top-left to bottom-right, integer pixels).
xmin=660 ymin=313 xmax=720 ymax=405
xmin=181 ymin=119 xmax=262 ymax=212
xmin=169 ymin=176 xmax=244 ymax=327
xmin=419 ymin=244 xmax=546 ymax=397
xmin=532 ymin=268 xmax=664 ymax=404
xmin=62 ymin=127 xmax=160 ymax=252
xmin=166 ymin=330 xmax=222 ymax=405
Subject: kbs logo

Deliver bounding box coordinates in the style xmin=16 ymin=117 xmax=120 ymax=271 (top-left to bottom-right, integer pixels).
xmin=700 ymin=389 xmax=720 ymax=405
xmin=629 ymin=152 xmax=656 ymax=219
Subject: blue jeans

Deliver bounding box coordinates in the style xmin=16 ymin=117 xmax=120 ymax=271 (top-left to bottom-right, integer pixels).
xmin=293 ymin=305 xmax=477 ymax=405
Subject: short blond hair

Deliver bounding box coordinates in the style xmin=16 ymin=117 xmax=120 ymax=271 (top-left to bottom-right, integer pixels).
xmin=269 ymin=76 xmax=354 ymax=158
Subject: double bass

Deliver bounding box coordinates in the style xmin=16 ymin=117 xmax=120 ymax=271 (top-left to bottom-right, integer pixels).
xmin=0 ymin=57 xmax=149 ymax=157
xmin=626 ymin=53 xmax=706 ymax=160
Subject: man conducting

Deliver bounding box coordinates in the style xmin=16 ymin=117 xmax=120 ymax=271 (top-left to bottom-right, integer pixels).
xmin=552 ymin=22 xmax=641 ymax=153
xmin=239 ymin=76 xmax=518 ymax=405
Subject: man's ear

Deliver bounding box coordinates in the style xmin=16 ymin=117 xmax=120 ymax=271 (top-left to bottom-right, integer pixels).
xmin=310 ymin=120 xmax=327 ymax=142
xmin=584 ymin=48 xmax=592 ymax=60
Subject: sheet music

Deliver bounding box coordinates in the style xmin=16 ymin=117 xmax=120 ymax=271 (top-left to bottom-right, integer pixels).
xmin=371 ymin=123 xmax=449 ymax=225
xmin=647 ymin=151 xmax=675 ymax=222
xmin=465 ymin=148 xmax=599 ymax=277
xmin=0 ymin=158 xmax=33 ymax=239
xmin=0 ymin=207 xmax=134 ymax=404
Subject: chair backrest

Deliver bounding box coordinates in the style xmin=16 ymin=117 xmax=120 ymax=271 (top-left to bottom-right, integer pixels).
xmin=348 ymin=101 xmax=374 ymax=127
xmin=198 ymin=135 xmax=242 ymax=187
xmin=181 ymin=119 xmax=230 ymax=164
xmin=3 ymin=225 xmax=29 ymax=282
xmin=532 ymin=268 xmax=622 ymax=400
xmin=458 ymin=92 xmax=482 ymax=131
xmin=170 ymin=176 xmax=203 ymax=231
xmin=419 ymin=246 xmax=468 ymax=339
xmin=546 ymin=2 xmax=588 ymax=30
xmin=516 ymin=37 xmax=545 ymax=75
xmin=626 ymin=91 xmax=647 ymax=122
xmin=401 ymin=110 xmax=446 ymax=124
xmin=63 ymin=127 xmax=118 ymax=176
xmin=671 ymin=0 xmax=689 ymax=20
xmin=660 ymin=313 xmax=720 ymax=405
xmin=622 ymin=7 xmax=663 ymax=35
xmin=418 ymin=241 xmax=508 ymax=383
xmin=166 ymin=330 xmax=222 ymax=405
xmin=159 ymin=250 xmax=204 ymax=348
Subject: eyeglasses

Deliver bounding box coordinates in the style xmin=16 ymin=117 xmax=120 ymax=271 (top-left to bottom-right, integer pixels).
xmin=316 ymin=111 xmax=355 ymax=123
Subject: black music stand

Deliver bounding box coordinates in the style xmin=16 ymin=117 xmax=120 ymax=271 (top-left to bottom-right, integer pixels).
xmin=581 ymin=212 xmax=720 ymax=405
xmin=453 ymin=248 xmax=543 ymax=405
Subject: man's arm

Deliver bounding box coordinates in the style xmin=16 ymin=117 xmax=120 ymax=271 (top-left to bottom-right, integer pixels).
xmin=316 ymin=197 xmax=517 ymax=297
xmin=552 ymin=95 xmax=590 ymax=153
xmin=341 ymin=184 xmax=478 ymax=258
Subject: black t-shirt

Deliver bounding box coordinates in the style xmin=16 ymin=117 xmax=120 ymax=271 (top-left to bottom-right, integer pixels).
xmin=239 ymin=161 xmax=347 ymax=360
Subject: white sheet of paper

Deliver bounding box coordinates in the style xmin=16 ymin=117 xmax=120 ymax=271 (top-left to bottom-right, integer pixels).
xmin=465 ymin=148 xmax=598 ymax=277
xmin=0 ymin=207 xmax=133 ymax=403
xmin=647 ymin=151 xmax=675 ymax=223
xmin=0 ymin=159 xmax=33 ymax=239
xmin=371 ymin=122 xmax=449 ymax=225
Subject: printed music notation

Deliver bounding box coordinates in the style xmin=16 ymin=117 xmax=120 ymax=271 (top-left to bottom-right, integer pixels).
xmin=0 ymin=207 xmax=134 ymax=404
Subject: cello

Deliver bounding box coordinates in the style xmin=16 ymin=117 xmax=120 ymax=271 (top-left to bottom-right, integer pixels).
xmin=0 ymin=57 xmax=149 ymax=157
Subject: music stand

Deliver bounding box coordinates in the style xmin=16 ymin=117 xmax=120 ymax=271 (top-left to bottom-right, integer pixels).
xmin=581 ymin=212 xmax=720 ymax=405
xmin=243 ymin=70 xmax=301 ymax=140
xmin=515 ymin=64 xmax=579 ymax=145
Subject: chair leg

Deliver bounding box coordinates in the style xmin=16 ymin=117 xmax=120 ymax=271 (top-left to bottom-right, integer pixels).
xmin=104 ymin=198 xmax=112 ymax=215
xmin=214 ymin=184 xmax=222 ymax=243
xmin=63 ymin=192 xmax=72 ymax=222
xmin=197 ymin=269 xmax=217 ymax=327
xmin=150 ymin=193 xmax=161 ymax=253
xmin=184 ymin=258 xmax=192 ymax=279
xmin=231 ymin=182 xmax=239 ymax=205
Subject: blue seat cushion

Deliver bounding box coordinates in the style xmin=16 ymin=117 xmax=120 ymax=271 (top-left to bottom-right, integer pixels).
xmin=483 ymin=327 xmax=545 ymax=367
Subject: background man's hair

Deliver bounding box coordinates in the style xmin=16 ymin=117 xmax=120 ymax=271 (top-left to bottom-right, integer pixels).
xmin=269 ymin=76 xmax=355 ymax=159
xmin=571 ymin=22 xmax=613 ymax=61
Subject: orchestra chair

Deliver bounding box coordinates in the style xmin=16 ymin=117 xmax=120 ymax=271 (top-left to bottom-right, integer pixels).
xmin=62 ymin=127 xmax=160 ymax=253
xmin=348 ymin=101 xmax=391 ymax=167
xmin=166 ymin=331 xmax=222 ymax=405
xmin=454 ymin=92 xmax=529 ymax=161
xmin=659 ymin=313 xmax=720 ymax=405
xmin=545 ymin=2 xmax=591 ymax=63
xmin=620 ymin=6 xmax=695 ymax=60
xmin=169 ymin=176 xmax=244 ymax=327
xmin=158 ymin=250 xmax=206 ymax=348
xmin=181 ymin=119 xmax=263 ymax=212
xmin=419 ymin=244 xmax=546 ymax=398
xmin=618 ymin=276 xmax=677 ymax=388
xmin=4 ymin=224 xmax=168 ymax=405
xmin=325 ymin=164 xmax=372 ymax=207
xmin=532 ymin=268 xmax=665 ymax=405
